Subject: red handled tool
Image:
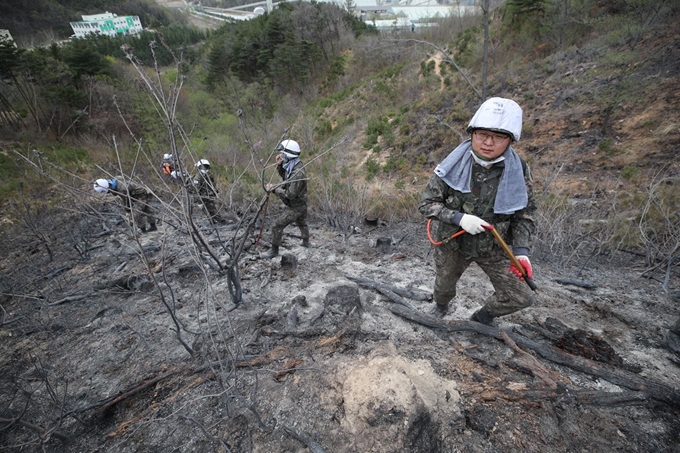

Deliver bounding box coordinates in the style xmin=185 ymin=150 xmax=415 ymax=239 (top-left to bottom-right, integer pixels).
xmin=483 ymin=224 xmax=538 ymax=293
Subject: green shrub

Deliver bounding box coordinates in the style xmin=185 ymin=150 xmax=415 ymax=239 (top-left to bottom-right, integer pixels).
xmin=363 ymin=134 xmax=378 ymax=149
xmin=374 ymin=80 xmax=391 ymax=96
xmin=621 ymin=165 xmax=639 ymax=180
xmin=378 ymin=63 xmax=405 ymax=79
xmin=420 ymin=59 xmax=436 ymax=77
xmin=315 ymin=119 xmax=333 ymax=138
xmin=366 ymin=116 xmax=390 ymax=136
xmin=339 ymin=114 xmax=355 ymax=127
xmin=318 ymin=97 xmax=333 ymax=109
xmin=383 ymin=155 xmax=407 ymax=173
xmin=598 ymin=138 xmax=617 ymax=155
xmin=382 ymin=129 xmax=396 ymax=147
xmin=365 ymin=157 xmax=381 ymax=181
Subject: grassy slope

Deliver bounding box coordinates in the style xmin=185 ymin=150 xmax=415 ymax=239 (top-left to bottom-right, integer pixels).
xmin=1 ymin=4 xmax=678 ymax=243
xmin=299 ymin=10 xmax=679 ymax=220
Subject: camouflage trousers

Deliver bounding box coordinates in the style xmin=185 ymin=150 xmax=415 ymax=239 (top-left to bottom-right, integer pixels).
xmin=433 ymin=247 xmax=535 ymax=317
xmin=271 ymin=205 xmax=309 ymax=247
xmin=200 ymin=196 xmax=223 ymax=224
xmin=127 ymin=201 xmax=156 ymax=231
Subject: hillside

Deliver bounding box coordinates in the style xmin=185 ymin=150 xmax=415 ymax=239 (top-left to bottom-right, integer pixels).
xmin=0 ymin=196 xmax=678 ymax=452
xmin=1 ymin=1 xmax=680 ymax=451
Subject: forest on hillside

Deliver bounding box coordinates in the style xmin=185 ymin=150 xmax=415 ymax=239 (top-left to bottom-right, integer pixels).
xmin=1 ymin=0 xmax=677 ymax=260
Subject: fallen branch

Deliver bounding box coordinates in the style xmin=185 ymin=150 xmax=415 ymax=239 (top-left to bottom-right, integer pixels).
xmin=389 ymin=304 xmax=680 ymax=408
xmin=283 ymin=425 xmax=327 ymax=453
xmin=0 ymin=417 xmax=69 ymax=443
xmin=0 ymin=314 xmax=26 ymax=326
xmin=344 ymin=275 xmax=418 ymax=310
xmin=499 ymin=330 xmax=561 ymax=390
xmin=47 ymin=293 xmax=92 ymax=307
xmin=553 ymin=278 xmax=598 ymax=290
xmin=66 ymin=369 xmax=181 ymax=415
xmin=372 ymin=286 xmax=417 ymax=311
xmin=41 ymin=266 xmax=72 ymax=281
xmin=181 ymin=415 xmax=233 ymax=451
xmin=498 ymin=388 xmax=651 ymax=407
xmin=345 ymin=274 xmax=431 ymax=301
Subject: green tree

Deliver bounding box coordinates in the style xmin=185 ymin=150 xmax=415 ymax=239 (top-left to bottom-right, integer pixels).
xmin=63 ymin=38 xmax=110 ymax=81
xmin=0 ymin=36 xmax=42 ymax=129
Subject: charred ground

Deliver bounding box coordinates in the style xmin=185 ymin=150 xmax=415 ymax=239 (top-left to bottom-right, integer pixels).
xmin=0 ymin=198 xmax=678 ymax=452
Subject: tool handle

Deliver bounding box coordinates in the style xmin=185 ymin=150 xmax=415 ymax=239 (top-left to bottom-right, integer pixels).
xmin=485 ymin=224 xmax=539 ymax=293
xmin=524 ymin=276 xmax=538 ymax=292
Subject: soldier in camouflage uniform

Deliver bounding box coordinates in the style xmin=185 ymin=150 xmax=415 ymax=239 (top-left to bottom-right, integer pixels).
xmin=94 ymin=177 xmax=157 ymax=233
xmin=419 ymin=98 xmax=536 ymax=324
xmin=192 ymin=159 xmax=225 ymax=224
xmin=260 ymin=139 xmax=309 ymax=259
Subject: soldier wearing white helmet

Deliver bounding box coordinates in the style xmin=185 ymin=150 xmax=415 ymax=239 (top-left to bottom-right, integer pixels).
xmin=192 ymin=159 xmax=225 ymax=224
xmin=419 ymin=97 xmax=536 ymax=324
xmin=161 ymin=154 xmax=174 ymax=176
xmin=93 ymin=176 xmax=157 ymax=233
xmin=261 ymin=139 xmax=309 ymax=259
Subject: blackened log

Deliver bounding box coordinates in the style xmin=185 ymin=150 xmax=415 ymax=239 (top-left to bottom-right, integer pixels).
xmin=389 ymin=304 xmax=680 ymax=408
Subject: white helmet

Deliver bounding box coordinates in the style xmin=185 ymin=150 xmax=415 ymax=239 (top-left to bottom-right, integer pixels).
xmin=163 ymin=153 xmax=172 ymax=160
xmin=195 ymin=159 xmax=210 ymax=169
xmin=94 ymin=178 xmax=109 ymax=194
xmin=467 ymin=97 xmax=523 ymax=142
xmin=279 ymin=139 xmax=300 ymax=158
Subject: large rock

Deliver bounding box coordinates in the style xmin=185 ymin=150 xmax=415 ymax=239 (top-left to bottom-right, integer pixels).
xmin=342 ymin=343 xmax=463 ymax=452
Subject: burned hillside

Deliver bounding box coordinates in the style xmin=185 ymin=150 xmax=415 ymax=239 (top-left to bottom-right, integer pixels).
xmin=0 ymin=194 xmax=678 ymax=452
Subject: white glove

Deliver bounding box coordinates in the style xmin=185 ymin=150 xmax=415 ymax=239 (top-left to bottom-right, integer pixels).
xmin=459 ymin=214 xmax=490 ymax=235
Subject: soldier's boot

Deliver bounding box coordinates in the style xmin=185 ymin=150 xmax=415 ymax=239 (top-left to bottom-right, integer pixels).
xmin=148 ymin=223 xmax=158 ymax=232
xmin=470 ymin=307 xmax=495 ymax=325
xmin=430 ymin=303 xmax=449 ymax=318
xmin=301 ymin=238 xmax=311 ymax=248
xmin=259 ymin=245 xmax=279 ymax=260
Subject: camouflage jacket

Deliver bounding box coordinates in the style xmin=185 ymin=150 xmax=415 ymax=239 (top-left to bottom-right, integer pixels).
xmin=192 ymin=171 xmax=219 ymax=198
xmin=274 ymin=161 xmax=308 ymax=209
xmin=419 ymin=159 xmax=536 ymax=258
xmin=110 ymin=177 xmax=152 ymax=203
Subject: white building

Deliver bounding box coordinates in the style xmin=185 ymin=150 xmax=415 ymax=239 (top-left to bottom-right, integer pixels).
xmin=312 ymin=0 xmax=479 ymax=27
xmin=70 ymin=12 xmax=143 ymax=38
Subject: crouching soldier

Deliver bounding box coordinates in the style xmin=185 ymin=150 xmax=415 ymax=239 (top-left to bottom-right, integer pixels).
xmin=94 ymin=177 xmax=157 ymax=233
